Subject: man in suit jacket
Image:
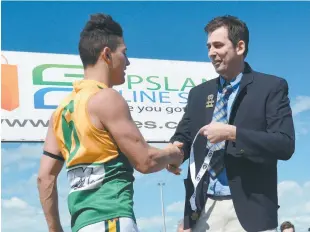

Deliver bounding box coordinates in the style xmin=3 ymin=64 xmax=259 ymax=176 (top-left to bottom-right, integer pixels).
xmin=168 ymin=15 xmax=295 ymax=232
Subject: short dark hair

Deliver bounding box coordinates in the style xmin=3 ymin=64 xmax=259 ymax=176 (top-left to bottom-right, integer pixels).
xmin=79 ymin=13 xmax=123 ymax=68
xmin=205 ymin=15 xmax=249 ymax=58
xmin=280 ymin=221 xmax=295 ymax=232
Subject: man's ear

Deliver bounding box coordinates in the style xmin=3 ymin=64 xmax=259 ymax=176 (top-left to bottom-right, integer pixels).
xmin=101 ymin=47 xmax=112 ymax=64
xmin=236 ymin=40 xmax=245 ymax=56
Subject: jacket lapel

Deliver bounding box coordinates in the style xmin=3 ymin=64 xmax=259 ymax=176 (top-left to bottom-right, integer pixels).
xmin=237 ymin=62 xmax=254 ymax=96
xmin=229 ymin=62 xmax=254 ymax=123
xmin=204 ymin=77 xmax=220 ymax=125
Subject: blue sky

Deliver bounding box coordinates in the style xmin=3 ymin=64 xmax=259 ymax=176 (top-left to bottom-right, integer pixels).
xmin=2 ymin=1 xmax=310 ymax=232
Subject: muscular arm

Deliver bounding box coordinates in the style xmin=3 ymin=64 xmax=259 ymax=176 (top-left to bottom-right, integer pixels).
xmin=37 ymin=114 xmax=64 ymax=232
xmin=91 ymin=88 xmax=183 ymax=174
xmin=228 ymin=79 xmax=295 ymax=161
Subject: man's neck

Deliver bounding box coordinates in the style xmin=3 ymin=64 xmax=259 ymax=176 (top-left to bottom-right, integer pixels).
xmin=84 ymin=67 xmax=112 ymax=87
xmin=221 ymin=61 xmax=245 ymax=81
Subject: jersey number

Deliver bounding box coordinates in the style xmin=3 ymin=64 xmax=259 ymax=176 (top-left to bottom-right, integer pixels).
xmin=62 ymin=100 xmax=80 ymax=162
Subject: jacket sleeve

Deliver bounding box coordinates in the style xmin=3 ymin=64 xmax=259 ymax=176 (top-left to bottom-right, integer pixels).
xmin=170 ymin=89 xmax=193 ymax=161
xmin=183 ymin=174 xmax=194 ymax=229
xmin=227 ymin=79 xmax=295 ymax=161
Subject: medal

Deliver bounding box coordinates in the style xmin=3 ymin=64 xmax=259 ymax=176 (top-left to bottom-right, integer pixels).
xmin=191 ymin=212 xmax=199 ymax=220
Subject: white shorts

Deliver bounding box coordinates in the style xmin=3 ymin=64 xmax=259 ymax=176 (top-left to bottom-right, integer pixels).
xmin=78 ymin=217 xmax=139 ymax=232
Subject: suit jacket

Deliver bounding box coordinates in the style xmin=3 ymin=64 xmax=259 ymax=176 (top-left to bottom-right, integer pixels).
xmin=170 ymin=63 xmax=295 ymax=232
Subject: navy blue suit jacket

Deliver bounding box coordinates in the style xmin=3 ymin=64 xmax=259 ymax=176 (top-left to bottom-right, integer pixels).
xmin=170 ymin=63 xmax=295 ymax=232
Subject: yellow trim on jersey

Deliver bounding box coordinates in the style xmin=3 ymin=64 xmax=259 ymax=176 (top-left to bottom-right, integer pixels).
xmin=52 ymin=80 xmax=120 ymax=168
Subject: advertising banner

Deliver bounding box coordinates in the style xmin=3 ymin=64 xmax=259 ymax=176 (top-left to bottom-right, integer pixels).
xmin=1 ymin=51 xmax=218 ymax=141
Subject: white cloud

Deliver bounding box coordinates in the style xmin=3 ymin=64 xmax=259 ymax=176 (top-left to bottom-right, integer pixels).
xmin=167 ymin=201 xmax=184 ymax=213
xmin=2 ymin=143 xmax=43 ymax=171
xmin=294 ymin=117 xmax=310 ymax=140
xmin=1 ymin=196 xmax=45 ymax=232
xmin=2 ymin=175 xmax=71 ymax=232
xmin=291 ymin=96 xmax=310 ymax=137
xmin=1 ymin=146 xmax=71 ymax=232
xmin=2 ymin=172 xmax=40 ymax=196
xmin=278 ymin=180 xmax=303 ymax=198
xmin=2 ymin=197 xmax=29 ymax=209
xmin=292 ymin=96 xmax=310 ymax=116
xmin=292 ymin=116 xmax=310 ymax=138
xmin=278 ymin=181 xmax=310 ymax=231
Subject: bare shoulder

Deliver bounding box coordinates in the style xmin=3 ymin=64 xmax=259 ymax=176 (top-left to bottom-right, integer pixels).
xmin=89 ymin=88 xmax=130 ymax=121
xmin=44 ymin=112 xmax=61 ymax=155
xmin=94 ymin=88 xmax=123 ymax=101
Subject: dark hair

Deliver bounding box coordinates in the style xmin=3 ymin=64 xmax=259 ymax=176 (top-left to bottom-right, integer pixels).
xmin=205 ymin=15 xmax=249 ymax=58
xmin=280 ymin=221 xmax=295 ymax=232
xmin=79 ymin=13 xmax=123 ymax=68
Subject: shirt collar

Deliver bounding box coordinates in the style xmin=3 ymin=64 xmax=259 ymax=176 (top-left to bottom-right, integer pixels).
xmin=220 ymin=73 xmax=243 ymax=91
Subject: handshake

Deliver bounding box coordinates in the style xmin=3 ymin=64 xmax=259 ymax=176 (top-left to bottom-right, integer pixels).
xmin=164 ymin=141 xmax=184 ymax=175
xmin=162 ymin=122 xmax=237 ymax=176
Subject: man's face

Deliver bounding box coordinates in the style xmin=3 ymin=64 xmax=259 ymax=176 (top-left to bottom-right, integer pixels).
xmin=283 ymin=228 xmax=294 ymax=232
xmin=207 ymin=26 xmax=242 ymax=76
xmin=110 ymin=37 xmax=130 ymax=86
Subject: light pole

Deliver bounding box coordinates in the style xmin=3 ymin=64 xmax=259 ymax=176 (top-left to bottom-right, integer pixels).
xmin=158 ymin=182 xmax=166 ymax=232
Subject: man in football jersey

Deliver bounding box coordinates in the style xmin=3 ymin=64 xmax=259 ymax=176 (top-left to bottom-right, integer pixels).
xmin=37 ymin=13 xmax=183 ymax=232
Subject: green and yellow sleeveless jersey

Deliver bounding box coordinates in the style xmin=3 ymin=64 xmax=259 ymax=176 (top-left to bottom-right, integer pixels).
xmin=52 ymin=79 xmax=135 ymax=232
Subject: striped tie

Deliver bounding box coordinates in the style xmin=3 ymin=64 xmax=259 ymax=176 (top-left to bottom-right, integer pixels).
xmin=207 ymin=84 xmax=234 ymax=177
